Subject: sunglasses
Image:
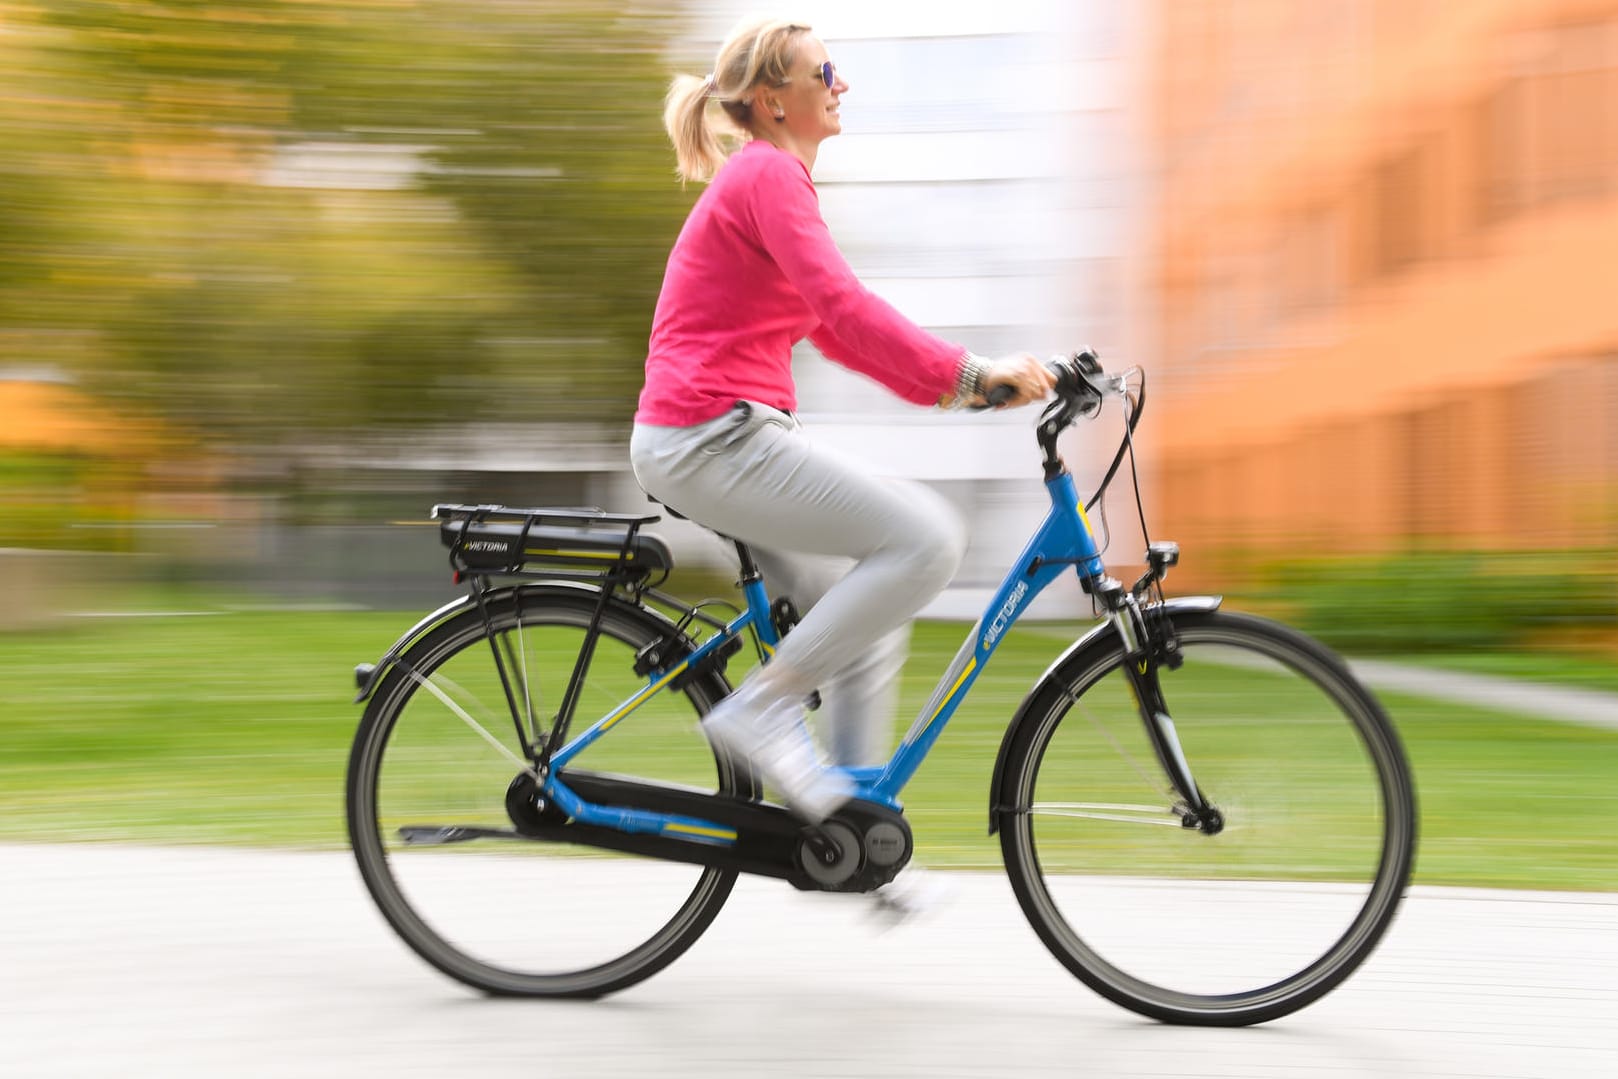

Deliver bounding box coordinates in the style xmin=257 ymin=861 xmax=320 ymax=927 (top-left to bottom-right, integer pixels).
xmin=786 ymin=60 xmax=837 ymax=89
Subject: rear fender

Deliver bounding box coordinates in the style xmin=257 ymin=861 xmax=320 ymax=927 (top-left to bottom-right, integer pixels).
xmin=352 ymin=580 xmax=640 ymax=703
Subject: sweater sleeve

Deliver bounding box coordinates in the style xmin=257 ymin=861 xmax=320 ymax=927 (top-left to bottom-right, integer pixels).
xmin=747 ymin=153 xmax=963 ymax=406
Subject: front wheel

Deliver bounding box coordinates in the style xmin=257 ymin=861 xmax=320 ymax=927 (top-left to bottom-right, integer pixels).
xmin=998 ymin=609 xmax=1416 ymax=1025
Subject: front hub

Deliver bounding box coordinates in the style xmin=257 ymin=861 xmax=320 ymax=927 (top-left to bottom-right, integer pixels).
xmin=1178 ymin=803 xmax=1225 ymax=835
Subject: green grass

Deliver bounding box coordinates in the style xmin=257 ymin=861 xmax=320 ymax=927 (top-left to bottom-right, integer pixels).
xmin=1 ymin=610 xmax=1615 ymax=892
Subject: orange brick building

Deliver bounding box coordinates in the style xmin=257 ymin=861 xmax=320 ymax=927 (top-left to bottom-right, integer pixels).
xmin=1147 ymin=0 xmax=1618 ymax=586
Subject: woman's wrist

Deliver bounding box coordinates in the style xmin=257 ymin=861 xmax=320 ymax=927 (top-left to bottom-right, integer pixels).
xmin=939 ymin=351 xmax=991 ymax=409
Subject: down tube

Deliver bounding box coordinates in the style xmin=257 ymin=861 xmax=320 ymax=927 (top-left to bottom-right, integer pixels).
xmin=876 ymin=472 xmax=1105 ymax=796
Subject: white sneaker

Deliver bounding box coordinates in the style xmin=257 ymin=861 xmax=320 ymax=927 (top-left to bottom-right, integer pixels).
xmin=702 ymin=694 xmax=853 ymax=822
xmin=865 ymin=865 xmax=955 ymax=927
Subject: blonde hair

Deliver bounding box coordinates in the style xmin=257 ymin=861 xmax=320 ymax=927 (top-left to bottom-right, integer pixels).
xmin=663 ymin=17 xmax=810 ymax=183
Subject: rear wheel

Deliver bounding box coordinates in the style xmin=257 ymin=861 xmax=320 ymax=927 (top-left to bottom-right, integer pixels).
xmin=998 ymin=609 xmax=1416 ymax=1025
xmin=347 ymin=585 xmax=743 ymax=998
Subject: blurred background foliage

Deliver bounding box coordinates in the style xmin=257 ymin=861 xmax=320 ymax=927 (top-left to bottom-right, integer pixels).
xmin=0 ymin=0 xmax=693 ymax=447
xmin=3 ymin=0 xmax=1614 ymax=655
xmin=1256 ymin=551 xmax=1618 ymax=656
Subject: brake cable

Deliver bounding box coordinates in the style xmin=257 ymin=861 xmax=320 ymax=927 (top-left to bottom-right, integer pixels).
xmin=1083 ymin=369 xmax=1147 ymax=513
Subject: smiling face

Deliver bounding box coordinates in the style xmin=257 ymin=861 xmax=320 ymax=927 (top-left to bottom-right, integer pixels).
xmin=755 ymin=34 xmax=848 ymax=153
xmin=781 ymin=36 xmax=847 ymax=140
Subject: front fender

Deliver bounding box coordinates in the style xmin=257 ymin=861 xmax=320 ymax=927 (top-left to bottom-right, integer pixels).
xmin=986 ymin=595 xmax=1222 ymax=834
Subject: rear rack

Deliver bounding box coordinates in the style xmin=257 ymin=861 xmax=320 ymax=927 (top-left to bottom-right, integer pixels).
xmin=432 ymin=503 xmax=672 ymax=584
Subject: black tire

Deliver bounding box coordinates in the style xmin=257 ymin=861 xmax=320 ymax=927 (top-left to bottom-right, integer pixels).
xmin=997 ymin=609 xmax=1416 ymax=1025
xmin=347 ymin=584 xmax=743 ymax=998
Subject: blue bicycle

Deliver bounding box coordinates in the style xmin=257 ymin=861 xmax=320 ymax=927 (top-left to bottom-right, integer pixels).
xmin=346 ymin=351 xmax=1416 ymax=1026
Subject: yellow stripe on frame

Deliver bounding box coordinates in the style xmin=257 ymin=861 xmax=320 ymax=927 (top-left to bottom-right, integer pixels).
xmin=600 ymin=662 xmax=688 ymax=732
xmin=663 ymin=822 xmax=738 ymax=841
xmin=1076 ymin=501 xmax=1095 ymax=536
xmin=918 ymin=655 xmax=977 ymax=736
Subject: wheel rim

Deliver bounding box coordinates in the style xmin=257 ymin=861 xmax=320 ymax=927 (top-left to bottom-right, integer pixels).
xmin=352 ymin=597 xmax=737 ymax=995
xmin=1010 ymin=620 xmax=1412 ymax=1015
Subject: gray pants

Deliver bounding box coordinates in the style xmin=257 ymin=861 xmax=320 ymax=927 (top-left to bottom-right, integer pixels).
xmin=630 ymin=402 xmax=966 ymax=766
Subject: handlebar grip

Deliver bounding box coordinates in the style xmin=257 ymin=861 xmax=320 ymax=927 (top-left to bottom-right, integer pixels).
xmin=984 ymin=383 xmax=1016 ymax=408
xmin=1052 ymin=350 xmax=1104 ymax=394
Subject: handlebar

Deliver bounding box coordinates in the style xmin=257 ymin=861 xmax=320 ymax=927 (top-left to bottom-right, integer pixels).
xmin=974 ymin=347 xmax=1148 ymax=536
xmin=1049 ymin=349 xmax=1110 ymax=410
xmin=980 ymin=349 xmax=1127 ymax=412
xmin=1023 ymin=349 xmax=1145 ymax=485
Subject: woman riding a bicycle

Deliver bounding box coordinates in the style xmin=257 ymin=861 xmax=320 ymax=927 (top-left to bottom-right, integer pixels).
xmin=630 ymin=16 xmax=1055 ymax=822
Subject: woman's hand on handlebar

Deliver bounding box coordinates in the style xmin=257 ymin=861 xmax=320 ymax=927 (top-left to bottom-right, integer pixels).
xmin=978 ymin=352 xmax=1057 ymax=409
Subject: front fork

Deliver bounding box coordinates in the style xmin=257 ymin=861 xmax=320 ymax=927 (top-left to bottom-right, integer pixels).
xmin=1100 ymin=581 xmax=1225 ymax=836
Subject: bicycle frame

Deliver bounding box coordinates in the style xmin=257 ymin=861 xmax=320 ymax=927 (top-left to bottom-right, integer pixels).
xmin=351 ymin=352 xmax=1411 ymax=1022
xmin=538 ymin=467 xmax=1113 ymax=839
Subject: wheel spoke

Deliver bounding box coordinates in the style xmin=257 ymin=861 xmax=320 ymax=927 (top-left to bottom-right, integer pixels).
xmin=398 ymin=663 xmax=537 ymax=776
xmin=1027 ymin=802 xmax=1185 ymax=827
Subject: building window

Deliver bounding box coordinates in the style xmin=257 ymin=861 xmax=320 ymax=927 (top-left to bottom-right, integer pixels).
xmin=1278 ymin=204 xmax=1342 ymax=313
xmin=1479 ymin=18 xmax=1618 ymax=224
xmin=1372 ymin=144 xmax=1432 ymax=274
xmin=1476 ymin=79 xmax=1531 ymax=224
xmin=1534 ymin=20 xmax=1618 ymax=203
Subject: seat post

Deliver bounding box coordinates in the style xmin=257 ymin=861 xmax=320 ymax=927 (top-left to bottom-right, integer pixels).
xmin=733 ymin=540 xmax=763 ymax=585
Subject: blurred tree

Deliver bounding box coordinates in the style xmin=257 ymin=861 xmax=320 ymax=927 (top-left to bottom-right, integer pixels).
xmin=284 ymin=1 xmax=698 ymax=425
xmin=2 ymin=0 xmax=693 ymax=450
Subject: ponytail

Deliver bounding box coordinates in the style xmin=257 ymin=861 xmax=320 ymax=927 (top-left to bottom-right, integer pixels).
xmin=663 ymin=73 xmax=725 ymax=184
xmin=662 ymin=18 xmax=811 ymax=185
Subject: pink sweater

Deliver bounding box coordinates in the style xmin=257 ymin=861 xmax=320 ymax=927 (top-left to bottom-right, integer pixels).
xmin=636 ymin=140 xmax=964 ymax=426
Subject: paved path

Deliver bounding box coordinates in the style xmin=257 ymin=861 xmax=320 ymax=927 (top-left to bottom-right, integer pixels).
xmin=1024 ymin=623 xmax=1618 ymax=730
xmin=1350 ymin=660 xmax=1618 ymax=731
xmin=3 ymin=843 xmax=1614 ymax=1078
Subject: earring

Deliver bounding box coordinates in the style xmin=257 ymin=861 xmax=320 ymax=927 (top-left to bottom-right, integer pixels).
xmin=773 ymin=111 xmax=786 ymax=123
